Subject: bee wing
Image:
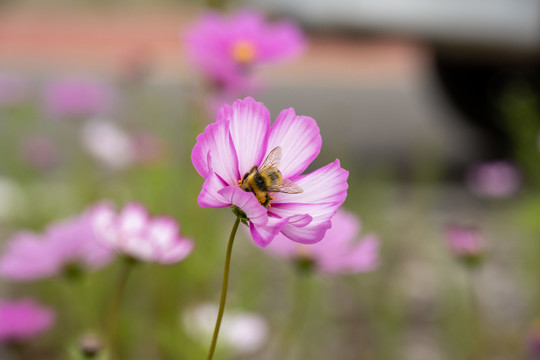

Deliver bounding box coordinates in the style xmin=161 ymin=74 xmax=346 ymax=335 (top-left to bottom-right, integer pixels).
xmin=259 ymin=146 xmax=282 ymax=171
xmin=268 ymin=178 xmax=303 ymax=194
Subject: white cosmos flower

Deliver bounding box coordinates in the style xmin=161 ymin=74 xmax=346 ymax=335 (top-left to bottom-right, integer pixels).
xmin=81 ymin=118 xmax=135 ymax=170
xmin=182 ymin=303 xmax=268 ymax=354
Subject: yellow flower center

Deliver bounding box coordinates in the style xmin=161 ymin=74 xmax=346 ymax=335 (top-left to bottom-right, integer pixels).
xmin=232 ymin=40 xmax=256 ymax=64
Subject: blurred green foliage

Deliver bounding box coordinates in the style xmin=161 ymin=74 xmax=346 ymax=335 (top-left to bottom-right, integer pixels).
xmin=1 ymin=17 xmax=540 ymax=360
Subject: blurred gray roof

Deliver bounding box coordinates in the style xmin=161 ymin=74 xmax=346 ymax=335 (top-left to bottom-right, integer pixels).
xmin=251 ymin=0 xmax=540 ymax=51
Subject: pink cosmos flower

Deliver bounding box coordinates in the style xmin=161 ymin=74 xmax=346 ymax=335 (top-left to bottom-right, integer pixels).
xmin=265 ymin=210 xmax=379 ymax=274
xmin=184 ymin=10 xmax=305 ymax=93
xmin=466 ymin=160 xmax=521 ymax=198
xmin=192 ymin=97 xmax=349 ymax=247
xmin=0 ymin=299 xmax=54 ymax=343
xmin=91 ymin=203 xmax=194 ymax=264
xmin=0 ymin=205 xmax=113 ymax=281
xmin=43 ymin=77 xmax=116 ymax=119
xmin=445 ymin=224 xmax=486 ymax=264
xmin=0 ymin=73 xmax=27 ymax=108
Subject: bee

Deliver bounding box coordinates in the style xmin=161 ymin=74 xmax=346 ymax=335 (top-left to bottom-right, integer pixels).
xmin=239 ymin=146 xmax=303 ymax=207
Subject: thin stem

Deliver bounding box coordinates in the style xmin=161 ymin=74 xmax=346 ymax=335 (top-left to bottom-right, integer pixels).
xmin=205 ymin=217 xmax=240 ymax=360
xmin=466 ymin=267 xmax=482 ymax=360
xmin=7 ymin=342 xmax=26 ymax=360
xmin=105 ymin=257 xmax=135 ymax=358
xmin=277 ymin=270 xmax=313 ymax=360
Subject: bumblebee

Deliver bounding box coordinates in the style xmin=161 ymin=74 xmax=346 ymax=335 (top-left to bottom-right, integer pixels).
xmin=239 ymin=146 xmax=303 ymax=207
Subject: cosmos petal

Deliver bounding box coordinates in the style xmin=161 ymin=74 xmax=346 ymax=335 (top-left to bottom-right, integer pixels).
xmin=91 ymin=203 xmax=118 ymax=247
xmin=287 ymin=214 xmax=312 ymax=228
xmin=266 ymin=108 xmax=321 ymax=179
xmin=218 ymin=186 xmax=268 ymax=227
xmin=280 ymin=216 xmax=332 ymax=244
xmin=320 ymin=235 xmax=379 ymax=274
xmin=159 ymin=239 xmax=194 ymax=264
xmin=184 ymin=13 xmax=236 ymax=82
xmin=148 ymin=217 xmax=179 ymax=248
xmin=343 ymin=235 xmax=379 ymax=272
xmin=122 ymin=237 xmax=154 ymax=262
xmin=272 ymin=160 xmax=348 ymax=205
xmin=198 ymin=171 xmax=230 ymax=208
xmin=192 ymin=119 xmax=239 ymax=185
xmin=262 ymin=233 xmax=300 ymax=258
xmin=257 ymin=19 xmax=306 ymax=62
xmin=263 ymin=210 xmax=378 ymax=275
xmin=321 ymin=209 xmax=360 ymax=247
xmin=118 ymin=203 xmax=148 ymax=236
xmin=218 ymin=97 xmax=270 ymax=176
xmin=249 ymin=216 xmax=289 ymax=247
xmin=275 ymin=202 xmax=343 ymax=244
xmin=0 ymin=232 xmax=60 ymax=281
xmin=270 ymin=160 xmax=349 ymax=244
xmin=192 ymin=124 xmax=217 ymax=179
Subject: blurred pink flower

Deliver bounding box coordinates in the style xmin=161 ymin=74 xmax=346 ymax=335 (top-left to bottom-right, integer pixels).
xmin=466 ymin=160 xmax=521 ymax=198
xmin=445 ymin=224 xmax=486 ymax=265
xmin=43 ymin=77 xmax=116 ymax=119
xmin=19 ymin=135 xmax=60 ymax=171
xmin=91 ymin=203 xmax=193 ymax=264
xmin=265 ymin=210 xmax=379 ymax=274
xmin=0 ymin=299 xmax=54 ymax=343
xmin=192 ymin=97 xmax=348 ymax=247
xmin=0 ymin=73 xmax=27 ymax=108
xmin=0 ymin=204 xmax=113 ymax=281
xmin=184 ymin=10 xmax=305 ymax=93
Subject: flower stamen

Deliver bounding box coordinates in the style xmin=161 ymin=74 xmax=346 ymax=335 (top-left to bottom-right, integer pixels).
xmin=232 ymin=41 xmax=256 ymax=64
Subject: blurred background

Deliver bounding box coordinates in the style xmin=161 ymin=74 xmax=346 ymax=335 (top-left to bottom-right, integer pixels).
xmin=1 ymin=0 xmax=540 ymax=359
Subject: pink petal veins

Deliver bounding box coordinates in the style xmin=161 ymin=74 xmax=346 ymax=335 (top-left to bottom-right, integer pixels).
xmin=218 ymin=97 xmax=271 ymax=177
xmin=266 ymin=108 xmax=321 ymax=179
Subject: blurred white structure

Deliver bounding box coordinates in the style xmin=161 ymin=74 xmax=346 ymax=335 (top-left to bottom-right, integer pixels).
xmin=182 ymin=303 xmax=269 ymax=354
xmin=81 ymin=119 xmax=135 ymax=170
xmin=253 ymin=0 xmax=540 ymax=52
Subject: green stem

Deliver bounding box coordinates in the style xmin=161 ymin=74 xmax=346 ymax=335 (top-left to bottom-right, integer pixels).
xmin=105 ymin=257 xmax=135 ymax=357
xmin=7 ymin=342 xmax=26 ymax=360
xmin=466 ymin=268 xmax=481 ymax=360
xmin=205 ymin=217 xmax=240 ymax=360
xmin=277 ymin=270 xmax=313 ymax=360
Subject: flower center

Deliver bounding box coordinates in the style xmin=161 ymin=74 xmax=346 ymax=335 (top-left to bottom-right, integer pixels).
xmin=232 ymin=40 xmax=256 ymax=64
xmin=294 ymin=246 xmax=316 ymax=273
